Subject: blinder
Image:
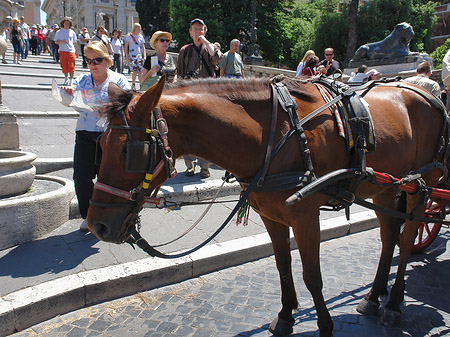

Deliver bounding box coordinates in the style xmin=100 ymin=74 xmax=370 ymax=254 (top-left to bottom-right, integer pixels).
xmin=126 ymin=138 xmax=157 ymax=173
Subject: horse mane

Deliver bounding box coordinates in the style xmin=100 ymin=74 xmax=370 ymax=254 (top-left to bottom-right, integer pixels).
xmin=165 ymin=76 xmax=315 ymax=102
xmin=101 ymin=76 xmax=315 ymax=120
xmin=101 ymin=88 xmax=135 ymax=120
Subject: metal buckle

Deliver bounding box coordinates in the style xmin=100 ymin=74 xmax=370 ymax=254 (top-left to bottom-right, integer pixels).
xmin=156 ymin=118 xmax=169 ymax=135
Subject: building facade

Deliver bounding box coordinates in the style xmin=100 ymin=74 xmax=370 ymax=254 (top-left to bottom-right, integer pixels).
xmin=432 ymin=3 xmax=450 ymax=51
xmin=41 ymin=0 xmax=139 ymax=34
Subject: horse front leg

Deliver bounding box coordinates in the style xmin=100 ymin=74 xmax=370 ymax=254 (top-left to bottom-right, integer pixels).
xmin=357 ymin=192 xmax=402 ymax=316
xmin=292 ymin=209 xmax=333 ymax=337
xmin=261 ymin=216 xmax=298 ymax=336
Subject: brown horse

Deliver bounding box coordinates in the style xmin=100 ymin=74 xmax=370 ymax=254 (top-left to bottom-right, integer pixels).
xmin=87 ymin=76 xmax=446 ymax=336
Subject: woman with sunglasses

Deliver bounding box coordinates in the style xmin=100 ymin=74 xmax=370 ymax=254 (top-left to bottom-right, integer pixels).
xmin=140 ymin=31 xmax=177 ymax=91
xmin=61 ymin=41 xmax=131 ymax=231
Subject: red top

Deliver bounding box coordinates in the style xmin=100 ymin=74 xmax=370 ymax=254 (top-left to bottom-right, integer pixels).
xmin=302 ymin=67 xmax=318 ymax=76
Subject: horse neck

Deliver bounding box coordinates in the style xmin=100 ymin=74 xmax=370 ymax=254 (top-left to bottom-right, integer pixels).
xmin=161 ymin=94 xmax=269 ymax=178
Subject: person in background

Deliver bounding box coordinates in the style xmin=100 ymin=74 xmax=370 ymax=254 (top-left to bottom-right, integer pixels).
xmin=213 ymin=42 xmax=222 ymax=77
xmin=9 ymin=18 xmax=23 ymax=64
xmin=295 ymin=50 xmax=315 ymax=77
xmin=42 ymin=25 xmax=49 ymax=53
xmin=125 ymin=23 xmax=146 ymax=90
xmin=348 ymin=64 xmax=369 ymax=83
xmin=367 ymin=69 xmax=381 ymax=81
xmin=92 ymin=25 xmax=112 ymax=53
xmin=48 ymin=24 xmax=59 ymax=63
xmin=301 ymin=55 xmax=320 ymax=76
xmin=37 ymin=25 xmax=44 ymax=55
xmin=54 ymin=17 xmax=79 ymax=85
xmin=60 ymin=41 xmax=131 ymax=231
xmin=442 ymin=49 xmax=450 ymax=111
xmin=177 ymin=18 xmax=223 ymax=178
xmin=404 ymin=61 xmax=441 ymax=98
xmin=78 ymin=27 xmax=90 ymax=68
xmin=110 ymin=28 xmax=124 ymax=73
xmin=140 ymin=30 xmax=176 ymax=91
xmin=19 ymin=16 xmax=29 ymax=60
xmin=29 ymin=24 xmax=38 ymax=55
xmin=317 ymin=47 xmax=340 ymax=77
xmin=218 ymin=39 xmax=244 ymax=78
xmin=0 ymin=33 xmax=8 ymax=63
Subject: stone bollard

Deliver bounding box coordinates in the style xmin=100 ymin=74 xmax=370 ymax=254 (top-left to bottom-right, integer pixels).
xmin=0 ymin=106 xmax=20 ymax=150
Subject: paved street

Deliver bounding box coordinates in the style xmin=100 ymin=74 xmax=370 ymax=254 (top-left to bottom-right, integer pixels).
xmin=11 ymin=227 xmax=450 ymax=337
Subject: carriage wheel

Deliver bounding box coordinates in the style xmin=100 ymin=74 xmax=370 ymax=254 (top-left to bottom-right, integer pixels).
xmin=413 ymin=200 xmax=444 ymax=253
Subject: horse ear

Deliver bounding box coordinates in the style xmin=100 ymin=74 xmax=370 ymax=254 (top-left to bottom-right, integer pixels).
xmin=136 ymin=75 xmax=166 ymax=112
xmin=108 ymin=83 xmax=124 ymax=102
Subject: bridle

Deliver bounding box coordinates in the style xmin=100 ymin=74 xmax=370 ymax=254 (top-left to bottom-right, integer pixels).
xmin=90 ymin=105 xmax=177 ymax=243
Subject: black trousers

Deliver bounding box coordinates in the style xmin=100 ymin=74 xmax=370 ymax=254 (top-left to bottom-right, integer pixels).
xmin=73 ymin=130 xmax=102 ymax=219
xmin=80 ymin=44 xmax=87 ymax=67
xmin=112 ymin=54 xmax=121 ymax=73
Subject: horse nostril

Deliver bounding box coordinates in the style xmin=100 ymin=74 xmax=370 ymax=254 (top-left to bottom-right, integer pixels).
xmin=94 ymin=222 xmax=110 ymax=240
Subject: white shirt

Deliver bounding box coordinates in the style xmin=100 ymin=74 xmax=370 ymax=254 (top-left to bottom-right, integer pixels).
xmin=54 ymin=28 xmax=77 ymax=53
xmin=111 ymin=38 xmax=123 ymax=55
xmin=348 ymin=72 xmax=369 ymax=83
xmin=442 ymin=49 xmax=450 ymax=90
xmin=72 ymin=70 xmax=131 ymax=132
xmin=126 ymin=34 xmax=145 ymax=56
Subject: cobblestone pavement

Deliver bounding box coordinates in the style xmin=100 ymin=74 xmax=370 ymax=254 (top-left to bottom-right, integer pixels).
xmin=11 ymin=227 xmax=450 ymax=337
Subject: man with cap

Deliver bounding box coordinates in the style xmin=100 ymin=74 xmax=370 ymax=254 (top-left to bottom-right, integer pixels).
xmin=177 ymin=18 xmax=222 ymax=80
xmin=78 ymin=27 xmax=90 ymax=68
xmin=177 ymin=18 xmax=223 ymax=178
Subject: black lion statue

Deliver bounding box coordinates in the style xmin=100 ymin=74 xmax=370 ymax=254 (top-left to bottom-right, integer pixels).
xmin=350 ymin=22 xmax=416 ymax=62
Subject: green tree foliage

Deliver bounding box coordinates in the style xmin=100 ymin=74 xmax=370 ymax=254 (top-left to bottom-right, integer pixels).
xmin=135 ymin=0 xmax=438 ymax=70
xmin=135 ymin=0 xmax=170 ymax=36
xmin=168 ymin=0 xmax=250 ymax=51
xmin=431 ymin=37 xmax=450 ymax=69
xmin=168 ymin=0 xmax=292 ymax=65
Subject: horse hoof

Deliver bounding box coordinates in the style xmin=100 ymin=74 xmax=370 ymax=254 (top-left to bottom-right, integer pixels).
xmin=269 ymin=317 xmax=294 ymax=336
xmin=356 ymin=297 xmax=379 ymax=316
xmin=379 ymin=308 xmax=401 ymax=326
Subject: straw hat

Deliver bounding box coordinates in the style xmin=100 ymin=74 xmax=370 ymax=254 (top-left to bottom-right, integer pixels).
xmin=149 ymin=31 xmax=172 ymax=49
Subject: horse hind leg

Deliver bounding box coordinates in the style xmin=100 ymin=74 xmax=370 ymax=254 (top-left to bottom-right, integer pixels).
xmin=357 ymin=191 xmax=403 ymax=316
xmin=380 ymin=190 xmax=433 ymax=326
xmin=261 ymin=216 xmax=298 ymax=336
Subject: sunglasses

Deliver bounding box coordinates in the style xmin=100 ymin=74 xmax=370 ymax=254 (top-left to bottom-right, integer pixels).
xmin=325 ymin=53 xmax=334 ymax=56
xmin=159 ymin=38 xmax=170 ymax=43
xmin=86 ymin=57 xmax=104 ymax=65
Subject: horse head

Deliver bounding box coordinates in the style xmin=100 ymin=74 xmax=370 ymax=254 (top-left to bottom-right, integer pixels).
xmin=87 ymin=76 xmax=169 ymax=243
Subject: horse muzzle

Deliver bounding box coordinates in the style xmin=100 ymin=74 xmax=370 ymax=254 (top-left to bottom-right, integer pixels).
xmin=87 ymin=208 xmax=136 ymax=244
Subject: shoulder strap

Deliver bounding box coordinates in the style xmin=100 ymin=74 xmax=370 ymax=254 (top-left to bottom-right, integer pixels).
xmin=199 ymin=44 xmax=213 ymax=77
xmin=129 ymin=33 xmax=137 ymax=44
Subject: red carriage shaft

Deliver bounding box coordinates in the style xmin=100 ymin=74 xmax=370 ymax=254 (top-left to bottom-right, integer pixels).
xmin=373 ymin=171 xmax=450 ymax=202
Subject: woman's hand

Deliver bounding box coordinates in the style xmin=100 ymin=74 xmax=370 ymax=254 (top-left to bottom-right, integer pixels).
xmin=61 ymin=86 xmax=74 ymax=95
xmin=151 ymin=64 xmax=161 ymax=75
